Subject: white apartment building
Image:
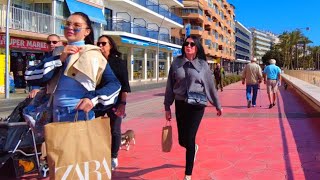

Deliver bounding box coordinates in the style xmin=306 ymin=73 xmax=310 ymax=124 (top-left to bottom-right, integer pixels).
xmin=102 ymin=0 xmax=184 ymax=83
xmin=234 ymin=20 xmax=251 ymax=72
xmin=250 ymin=28 xmax=278 ymax=64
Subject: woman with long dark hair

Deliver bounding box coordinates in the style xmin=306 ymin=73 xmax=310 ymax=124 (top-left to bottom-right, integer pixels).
xmin=95 ymin=35 xmax=131 ymax=170
xmin=164 ymin=36 xmax=222 ymax=180
xmin=25 ymin=12 xmax=121 ymax=121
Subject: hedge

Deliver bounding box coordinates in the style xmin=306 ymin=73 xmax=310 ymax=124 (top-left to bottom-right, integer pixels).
xmin=219 ymin=74 xmax=242 ymax=86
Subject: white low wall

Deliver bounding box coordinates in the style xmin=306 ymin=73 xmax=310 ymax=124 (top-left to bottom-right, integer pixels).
xmin=282 ymin=74 xmax=320 ymax=109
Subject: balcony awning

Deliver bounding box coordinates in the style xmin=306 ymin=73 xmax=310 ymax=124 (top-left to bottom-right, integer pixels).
xmin=65 ymin=0 xmax=107 ymax=25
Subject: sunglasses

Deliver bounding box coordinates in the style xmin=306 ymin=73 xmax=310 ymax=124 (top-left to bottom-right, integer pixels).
xmin=183 ymin=42 xmax=196 ymax=47
xmin=97 ymin=42 xmax=109 ymax=47
xmin=46 ymin=41 xmax=58 ymax=45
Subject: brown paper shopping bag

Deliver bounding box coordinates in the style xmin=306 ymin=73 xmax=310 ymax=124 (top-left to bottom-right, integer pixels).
xmin=162 ymin=121 xmax=172 ymax=152
xmin=44 ymin=117 xmax=111 ymax=180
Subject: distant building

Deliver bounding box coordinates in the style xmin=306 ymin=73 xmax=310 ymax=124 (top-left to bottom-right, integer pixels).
xmin=171 ymin=0 xmax=236 ymax=71
xmin=234 ymin=20 xmax=251 ymax=72
xmin=250 ymin=28 xmax=279 ymax=64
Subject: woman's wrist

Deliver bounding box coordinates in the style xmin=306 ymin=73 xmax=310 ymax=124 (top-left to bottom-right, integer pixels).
xmin=119 ymin=101 xmax=126 ymax=105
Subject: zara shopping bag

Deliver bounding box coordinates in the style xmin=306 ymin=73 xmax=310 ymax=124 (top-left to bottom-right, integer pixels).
xmin=44 ymin=117 xmax=111 ymax=180
xmin=161 ymin=121 xmax=172 ymax=152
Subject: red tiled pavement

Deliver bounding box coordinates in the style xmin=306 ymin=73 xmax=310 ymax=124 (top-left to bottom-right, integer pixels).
xmin=113 ymin=81 xmax=320 ymax=180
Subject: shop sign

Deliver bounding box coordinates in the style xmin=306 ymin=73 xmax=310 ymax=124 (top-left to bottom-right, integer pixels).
xmin=0 ymin=35 xmax=48 ymax=51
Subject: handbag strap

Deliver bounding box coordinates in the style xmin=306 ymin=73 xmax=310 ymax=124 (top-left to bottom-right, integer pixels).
xmin=74 ymin=111 xmax=89 ymax=122
xmin=46 ymin=68 xmax=63 ymax=108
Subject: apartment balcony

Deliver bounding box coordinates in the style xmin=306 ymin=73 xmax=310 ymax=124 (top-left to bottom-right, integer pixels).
xmin=181 ymin=9 xmax=204 ymax=23
xmin=0 ymin=5 xmax=57 ymax=35
xmin=181 ymin=25 xmax=203 ymax=36
xmin=108 ymin=0 xmax=183 ymax=27
xmin=104 ymin=18 xmax=177 ymax=44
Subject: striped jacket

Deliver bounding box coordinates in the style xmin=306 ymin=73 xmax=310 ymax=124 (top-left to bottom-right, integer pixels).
xmin=25 ymin=45 xmax=121 ymax=110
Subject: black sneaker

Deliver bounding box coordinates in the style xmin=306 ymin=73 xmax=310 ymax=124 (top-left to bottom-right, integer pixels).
xmin=272 ymin=103 xmax=276 ymax=106
xmin=247 ymin=100 xmax=251 ymax=108
xmin=269 ymin=104 xmax=273 ymax=109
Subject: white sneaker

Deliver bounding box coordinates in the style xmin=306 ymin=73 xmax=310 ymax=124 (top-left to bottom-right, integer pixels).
xmin=184 ymin=175 xmax=192 ymax=180
xmin=194 ymin=144 xmax=199 ymax=162
xmin=111 ymin=158 xmax=118 ymax=171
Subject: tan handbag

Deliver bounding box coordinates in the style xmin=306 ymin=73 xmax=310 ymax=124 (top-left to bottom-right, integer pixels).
xmin=44 ymin=116 xmax=111 ymax=180
xmin=161 ymin=121 xmax=172 ymax=152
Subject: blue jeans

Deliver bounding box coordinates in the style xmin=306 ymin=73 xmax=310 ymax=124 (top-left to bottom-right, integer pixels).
xmin=53 ymin=106 xmax=95 ymax=122
xmin=246 ymin=84 xmax=259 ymax=105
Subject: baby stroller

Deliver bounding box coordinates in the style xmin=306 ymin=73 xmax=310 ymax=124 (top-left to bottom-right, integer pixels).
xmin=0 ymin=98 xmax=47 ymax=178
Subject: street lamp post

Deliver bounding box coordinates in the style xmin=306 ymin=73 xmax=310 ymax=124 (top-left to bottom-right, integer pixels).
xmin=5 ymin=0 xmax=11 ymax=99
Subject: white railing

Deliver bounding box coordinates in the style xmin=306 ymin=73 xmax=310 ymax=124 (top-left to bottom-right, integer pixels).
xmin=0 ymin=4 xmax=61 ymax=35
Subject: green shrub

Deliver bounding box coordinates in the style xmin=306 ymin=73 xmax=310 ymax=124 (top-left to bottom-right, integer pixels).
xmin=223 ymin=74 xmax=241 ymax=86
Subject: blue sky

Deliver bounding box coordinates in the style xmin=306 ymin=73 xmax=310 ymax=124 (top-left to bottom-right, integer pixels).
xmin=228 ymin=0 xmax=320 ymax=46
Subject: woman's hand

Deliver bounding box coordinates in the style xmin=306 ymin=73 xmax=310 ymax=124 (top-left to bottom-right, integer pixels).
xmin=75 ymin=98 xmax=94 ymax=113
xmin=60 ymin=45 xmax=82 ymax=62
xmin=216 ymin=108 xmax=223 ymax=116
xmin=28 ymin=89 xmax=40 ymax=98
xmin=165 ymin=110 xmax=171 ymax=121
xmin=114 ymin=104 xmax=126 ymax=118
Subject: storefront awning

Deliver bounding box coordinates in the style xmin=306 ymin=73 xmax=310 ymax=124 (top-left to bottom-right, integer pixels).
xmin=65 ymin=0 xmax=107 ymax=25
xmin=120 ymin=37 xmax=181 ymax=56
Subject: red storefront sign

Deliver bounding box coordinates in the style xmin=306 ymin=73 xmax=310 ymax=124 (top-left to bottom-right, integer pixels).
xmin=0 ymin=35 xmax=48 ymax=51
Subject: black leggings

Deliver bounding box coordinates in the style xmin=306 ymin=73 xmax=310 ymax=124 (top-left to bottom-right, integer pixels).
xmin=107 ymin=110 xmax=122 ymax=158
xmin=175 ymin=100 xmax=205 ymax=175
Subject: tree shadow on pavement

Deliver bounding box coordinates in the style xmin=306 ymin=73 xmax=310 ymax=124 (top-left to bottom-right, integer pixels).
xmin=112 ymin=164 xmax=183 ymax=179
xmin=278 ymin=84 xmax=320 ymax=180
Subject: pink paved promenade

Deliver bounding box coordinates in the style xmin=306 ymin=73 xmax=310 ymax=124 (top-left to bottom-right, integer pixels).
xmin=113 ymin=81 xmax=320 ymax=180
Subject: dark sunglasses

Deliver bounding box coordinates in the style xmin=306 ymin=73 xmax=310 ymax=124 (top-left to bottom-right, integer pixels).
xmin=46 ymin=41 xmax=58 ymax=45
xmin=97 ymin=42 xmax=109 ymax=47
xmin=183 ymin=42 xmax=196 ymax=47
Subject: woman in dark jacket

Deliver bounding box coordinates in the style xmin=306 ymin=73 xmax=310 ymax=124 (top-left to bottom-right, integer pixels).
xmin=96 ymin=35 xmax=131 ymax=171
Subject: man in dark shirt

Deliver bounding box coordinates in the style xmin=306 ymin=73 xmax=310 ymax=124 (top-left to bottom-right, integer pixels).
xmin=213 ymin=63 xmax=225 ymax=92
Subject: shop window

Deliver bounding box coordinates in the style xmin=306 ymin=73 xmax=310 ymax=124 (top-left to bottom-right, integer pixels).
xmin=147 ymin=49 xmax=156 ymax=79
xmin=159 ymin=61 xmax=167 ymax=78
xmin=133 ymin=48 xmax=144 ymax=80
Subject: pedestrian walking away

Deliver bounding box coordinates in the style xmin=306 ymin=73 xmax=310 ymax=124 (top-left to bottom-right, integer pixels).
xmin=213 ymin=63 xmax=225 ymax=92
xmin=94 ymin=35 xmax=131 ymax=171
xmin=241 ymin=57 xmax=263 ymax=108
xmin=263 ymin=59 xmax=281 ymax=109
xmin=164 ymin=35 xmax=222 ymax=180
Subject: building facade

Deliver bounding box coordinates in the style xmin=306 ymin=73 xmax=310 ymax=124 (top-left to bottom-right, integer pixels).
xmin=250 ymin=28 xmax=278 ymax=64
xmin=102 ymin=0 xmax=183 ymax=83
xmin=0 ymin=0 xmax=184 ymax=92
xmin=172 ymin=0 xmax=235 ymax=71
xmin=234 ymin=20 xmax=251 ymax=72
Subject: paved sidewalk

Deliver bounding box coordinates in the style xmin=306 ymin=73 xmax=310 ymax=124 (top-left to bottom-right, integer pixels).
xmin=113 ymin=82 xmax=320 ymax=180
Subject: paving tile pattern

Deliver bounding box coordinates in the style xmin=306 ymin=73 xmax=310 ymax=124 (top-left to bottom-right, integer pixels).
xmin=114 ymin=82 xmax=320 ymax=180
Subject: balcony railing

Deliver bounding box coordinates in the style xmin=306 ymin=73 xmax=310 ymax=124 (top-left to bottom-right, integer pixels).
xmin=0 ymin=5 xmax=57 ymax=34
xmin=130 ymin=0 xmax=182 ymax=24
xmin=104 ymin=18 xmax=173 ymax=43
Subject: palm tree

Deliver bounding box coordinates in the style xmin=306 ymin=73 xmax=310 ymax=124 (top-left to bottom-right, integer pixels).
xmin=300 ymin=36 xmax=312 ymax=68
xmin=278 ymin=32 xmax=291 ymax=69
xmin=290 ymin=30 xmax=302 ymax=69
